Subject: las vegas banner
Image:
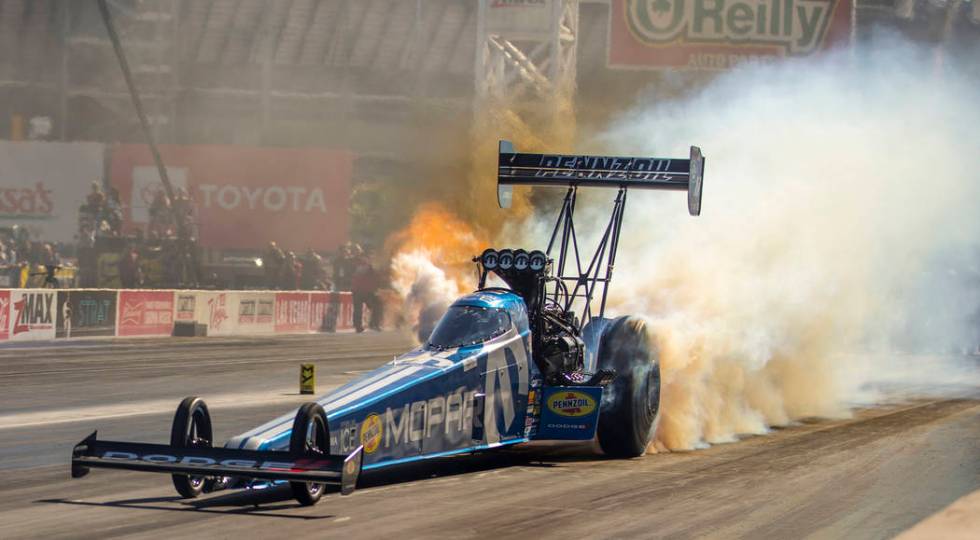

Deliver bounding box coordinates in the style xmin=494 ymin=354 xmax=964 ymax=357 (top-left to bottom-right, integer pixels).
xmin=608 ymin=0 xmax=853 ymax=70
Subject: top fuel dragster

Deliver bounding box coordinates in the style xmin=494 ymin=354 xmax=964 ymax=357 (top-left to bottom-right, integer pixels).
xmin=71 ymin=140 xmax=705 ymax=506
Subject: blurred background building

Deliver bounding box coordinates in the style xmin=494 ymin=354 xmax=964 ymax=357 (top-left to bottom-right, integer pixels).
xmin=0 ymin=0 xmax=976 ymax=287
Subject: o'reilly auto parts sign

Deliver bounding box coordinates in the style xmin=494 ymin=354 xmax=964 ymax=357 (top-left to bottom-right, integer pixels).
xmin=608 ymin=0 xmax=852 ymax=70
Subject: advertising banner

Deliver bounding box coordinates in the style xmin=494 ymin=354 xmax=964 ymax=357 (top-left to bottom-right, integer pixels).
xmin=8 ymin=289 xmax=57 ymax=341
xmin=117 ymin=290 xmax=175 ymax=336
xmin=175 ymin=293 xmax=196 ymax=321
xmin=237 ymin=292 xmax=275 ymax=334
xmin=275 ymin=292 xmax=312 ymax=333
xmin=56 ymin=290 xmax=117 ymax=338
xmin=607 ymin=0 xmax=852 ymax=70
xmin=311 ymin=291 xmax=354 ymax=332
xmin=0 ymin=141 xmax=104 ymax=243
xmin=0 ymin=290 xmax=9 ymax=340
xmin=190 ymin=291 xmax=234 ymax=335
xmin=109 ymin=144 xmax=353 ymax=251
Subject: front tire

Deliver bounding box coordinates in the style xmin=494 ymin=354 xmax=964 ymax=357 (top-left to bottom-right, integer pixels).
xmin=170 ymin=397 xmax=213 ymax=498
xmin=596 ymin=316 xmax=661 ymax=458
xmin=289 ymin=402 xmax=329 ymax=506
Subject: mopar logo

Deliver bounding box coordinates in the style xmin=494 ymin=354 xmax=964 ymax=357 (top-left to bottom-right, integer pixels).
xmin=625 ymin=0 xmax=838 ymax=55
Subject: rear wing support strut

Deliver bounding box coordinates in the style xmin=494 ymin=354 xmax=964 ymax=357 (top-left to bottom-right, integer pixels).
xmin=498 ymin=140 xmax=704 ymax=326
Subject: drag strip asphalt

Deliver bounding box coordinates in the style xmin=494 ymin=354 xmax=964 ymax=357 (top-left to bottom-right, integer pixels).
xmin=0 ymin=334 xmax=977 ymax=539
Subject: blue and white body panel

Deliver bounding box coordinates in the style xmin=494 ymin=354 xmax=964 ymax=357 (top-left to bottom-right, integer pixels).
xmin=226 ymin=290 xmax=546 ymax=471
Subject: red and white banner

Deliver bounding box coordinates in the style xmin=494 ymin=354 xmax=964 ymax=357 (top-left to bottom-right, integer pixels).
xmin=109 ymin=144 xmax=353 ymax=251
xmin=608 ymin=0 xmax=852 ymax=70
xmin=8 ymin=289 xmax=57 ymax=341
xmin=0 ymin=141 xmax=104 ymax=243
xmin=118 ymin=290 xmax=175 ymax=336
xmin=0 ymin=290 xmax=10 ymax=340
xmin=275 ymin=292 xmax=312 ymax=333
xmin=202 ymin=292 xmax=232 ymax=335
xmin=310 ymin=291 xmax=354 ymax=332
xmin=0 ymin=288 xmax=363 ymax=341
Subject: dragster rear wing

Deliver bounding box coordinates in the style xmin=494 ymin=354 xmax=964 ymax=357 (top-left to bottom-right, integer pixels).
xmin=71 ymin=431 xmax=362 ymax=495
xmin=497 ymin=140 xmax=705 ymax=216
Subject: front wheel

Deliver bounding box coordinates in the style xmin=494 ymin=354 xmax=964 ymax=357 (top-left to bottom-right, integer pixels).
xmin=289 ymin=402 xmax=329 ymax=506
xmin=170 ymin=397 xmax=213 ymax=498
xmin=596 ymin=316 xmax=661 ymax=458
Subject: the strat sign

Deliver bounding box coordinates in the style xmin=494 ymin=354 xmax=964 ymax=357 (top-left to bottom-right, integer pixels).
xmin=608 ymin=0 xmax=852 ymax=70
xmin=110 ymin=144 xmax=353 ymax=251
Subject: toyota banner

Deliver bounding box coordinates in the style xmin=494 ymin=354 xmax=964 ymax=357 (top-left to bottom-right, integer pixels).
xmin=109 ymin=144 xmax=353 ymax=251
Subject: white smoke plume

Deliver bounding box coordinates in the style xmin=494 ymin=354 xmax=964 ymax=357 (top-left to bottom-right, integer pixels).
xmin=584 ymin=40 xmax=980 ymax=451
xmin=390 ymin=250 xmax=462 ymax=344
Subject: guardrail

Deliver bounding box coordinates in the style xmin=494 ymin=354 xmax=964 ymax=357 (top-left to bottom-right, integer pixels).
xmin=0 ymin=288 xmax=356 ymax=342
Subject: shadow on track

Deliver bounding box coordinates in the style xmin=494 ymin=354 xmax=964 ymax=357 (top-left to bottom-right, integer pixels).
xmin=35 ymin=489 xmax=334 ymax=520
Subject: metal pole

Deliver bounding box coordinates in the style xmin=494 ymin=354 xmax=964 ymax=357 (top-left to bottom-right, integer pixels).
xmin=97 ymin=0 xmax=197 ymax=286
xmin=261 ymin=9 xmax=273 ymax=143
xmin=96 ymin=0 xmax=182 ymax=237
xmin=474 ymin=0 xmax=488 ymax=101
xmin=59 ymin=0 xmax=70 ymax=141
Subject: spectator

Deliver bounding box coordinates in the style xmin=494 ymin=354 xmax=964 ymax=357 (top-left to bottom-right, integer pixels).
xmin=118 ymin=247 xmax=143 ymax=288
xmin=263 ymin=241 xmax=285 ymax=289
xmin=13 ymin=226 xmax=33 ymax=265
xmin=147 ymin=190 xmax=174 ymax=239
xmin=301 ymin=248 xmax=328 ymax=290
xmin=171 ymin=188 xmax=196 ymax=239
xmin=281 ymin=251 xmax=303 ymax=290
xmin=351 ymin=249 xmax=382 ymax=332
xmin=40 ymin=243 xmax=59 ymax=288
xmin=103 ymin=187 xmax=123 ymax=235
xmin=324 ymin=242 xmax=358 ymax=332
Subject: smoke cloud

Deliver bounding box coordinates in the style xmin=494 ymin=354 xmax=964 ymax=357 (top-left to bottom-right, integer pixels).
xmin=585 ymin=40 xmax=980 ymax=451
xmin=389 ymin=37 xmax=979 ymax=453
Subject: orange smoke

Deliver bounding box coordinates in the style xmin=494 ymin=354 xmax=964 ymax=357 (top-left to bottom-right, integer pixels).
xmin=384 ymin=95 xmax=576 ymax=335
xmin=385 ymin=202 xmax=489 ymax=289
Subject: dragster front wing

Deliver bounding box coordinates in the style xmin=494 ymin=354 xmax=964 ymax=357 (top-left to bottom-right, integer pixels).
xmin=71 ymin=431 xmax=362 ymax=495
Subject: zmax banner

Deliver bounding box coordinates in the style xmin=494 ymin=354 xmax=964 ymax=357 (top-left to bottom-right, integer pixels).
xmin=5 ymin=289 xmax=57 ymax=341
xmin=56 ymin=290 xmax=117 ymax=338
xmin=608 ymin=0 xmax=852 ymax=70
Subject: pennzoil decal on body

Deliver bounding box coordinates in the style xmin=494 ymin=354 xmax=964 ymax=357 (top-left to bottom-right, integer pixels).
xmin=547 ymin=391 xmax=597 ymax=417
xmin=359 ymin=414 xmax=382 ymax=454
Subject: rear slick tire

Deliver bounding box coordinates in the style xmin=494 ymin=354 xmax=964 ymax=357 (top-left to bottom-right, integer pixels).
xmin=596 ymin=316 xmax=661 ymax=458
xmin=170 ymin=396 xmax=213 ymax=498
xmin=289 ymin=402 xmax=329 ymax=506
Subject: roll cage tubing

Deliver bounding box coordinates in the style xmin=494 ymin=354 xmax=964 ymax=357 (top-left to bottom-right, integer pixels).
xmin=497 ymin=139 xmax=704 ymax=329
xmin=544 ymin=185 xmax=627 ymax=325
